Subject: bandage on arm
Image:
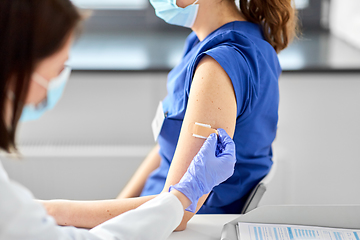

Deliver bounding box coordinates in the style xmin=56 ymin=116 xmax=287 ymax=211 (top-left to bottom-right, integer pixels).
xmin=189 ymin=122 xmax=218 ymax=139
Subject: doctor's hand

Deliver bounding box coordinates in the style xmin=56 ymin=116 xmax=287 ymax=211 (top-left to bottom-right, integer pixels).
xmin=170 ymin=128 xmax=236 ymax=213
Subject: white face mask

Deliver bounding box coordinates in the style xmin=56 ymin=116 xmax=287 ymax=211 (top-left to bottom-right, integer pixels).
xmin=149 ymin=0 xmax=200 ymax=28
xmin=20 ymin=66 xmax=71 ymax=122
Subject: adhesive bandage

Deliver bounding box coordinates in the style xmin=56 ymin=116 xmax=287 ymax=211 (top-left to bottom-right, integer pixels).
xmin=190 ymin=122 xmax=218 ymax=139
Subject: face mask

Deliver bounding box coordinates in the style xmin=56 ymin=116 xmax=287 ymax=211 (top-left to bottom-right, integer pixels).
xmin=20 ymin=66 xmax=71 ymax=122
xmin=150 ymin=0 xmax=199 ymax=28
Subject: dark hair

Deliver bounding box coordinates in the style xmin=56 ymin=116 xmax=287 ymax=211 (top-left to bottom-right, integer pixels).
xmin=0 ymin=0 xmax=81 ymax=153
xmin=239 ymin=0 xmax=298 ymax=53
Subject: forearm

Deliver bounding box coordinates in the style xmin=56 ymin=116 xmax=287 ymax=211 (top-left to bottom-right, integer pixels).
xmin=90 ymin=193 xmax=184 ymax=240
xmin=117 ymin=144 xmax=161 ymax=199
xmin=40 ymin=195 xmax=156 ymax=229
xmin=174 ymin=193 xmax=209 ymax=231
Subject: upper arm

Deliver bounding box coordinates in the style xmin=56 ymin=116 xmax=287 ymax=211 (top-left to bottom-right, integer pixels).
xmin=163 ymin=54 xmax=237 ymax=192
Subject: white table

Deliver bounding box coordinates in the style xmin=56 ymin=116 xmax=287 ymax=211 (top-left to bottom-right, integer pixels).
xmin=167 ymin=205 xmax=360 ymax=240
xmin=167 ymin=214 xmax=240 ymax=240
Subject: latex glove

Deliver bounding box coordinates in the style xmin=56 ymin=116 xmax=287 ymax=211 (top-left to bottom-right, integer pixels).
xmin=169 ymin=128 xmax=236 ymax=213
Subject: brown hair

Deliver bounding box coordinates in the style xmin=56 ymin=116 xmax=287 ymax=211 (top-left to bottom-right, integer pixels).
xmin=239 ymin=0 xmax=298 ymax=53
xmin=0 ymin=0 xmax=81 ymax=153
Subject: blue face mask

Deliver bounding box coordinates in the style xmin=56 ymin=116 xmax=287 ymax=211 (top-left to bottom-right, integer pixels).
xmin=150 ymin=0 xmax=199 ymax=28
xmin=20 ymin=66 xmax=71 ymax=122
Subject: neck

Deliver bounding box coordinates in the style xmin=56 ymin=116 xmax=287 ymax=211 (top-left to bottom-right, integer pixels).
xmin=191 ymin=1 xmax=246 ymax=41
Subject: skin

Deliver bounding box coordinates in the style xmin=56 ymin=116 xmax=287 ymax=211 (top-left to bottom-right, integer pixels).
xmin=42 ymin=0 xmax=244 ymax=231
xmin=39 ymin=191 xmax=191 ymax=228
xmin=162 ymin=54 xmax=238 ymax=229
xmin=27 ymin=34 xmax=74 ymax=105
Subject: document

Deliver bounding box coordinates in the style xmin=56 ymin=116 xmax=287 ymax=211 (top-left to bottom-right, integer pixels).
xmin=237 ymin=223 xmax=360 ymax=240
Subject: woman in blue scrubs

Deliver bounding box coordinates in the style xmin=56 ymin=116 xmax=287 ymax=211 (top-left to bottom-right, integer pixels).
xmin=117 ymin=0 xmax=298 ymax=230
xmin=43 ymin=0 xmax=298 ymax=231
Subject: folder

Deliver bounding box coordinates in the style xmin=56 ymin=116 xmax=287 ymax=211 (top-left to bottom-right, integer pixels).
xmin=221 ymin=205 xmax=360 ymax=240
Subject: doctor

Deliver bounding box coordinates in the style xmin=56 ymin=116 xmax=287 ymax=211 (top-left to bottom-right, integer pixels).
xmin=0 ymin=0 xmax=236 ymax=239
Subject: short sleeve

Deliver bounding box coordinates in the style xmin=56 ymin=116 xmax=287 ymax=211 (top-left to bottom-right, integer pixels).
xmin=192 ymin=44 xmax=254 ymax=118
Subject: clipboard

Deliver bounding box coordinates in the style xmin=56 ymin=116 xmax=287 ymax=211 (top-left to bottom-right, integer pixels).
xmin=221 ymin=205 xmax=360 ymax=240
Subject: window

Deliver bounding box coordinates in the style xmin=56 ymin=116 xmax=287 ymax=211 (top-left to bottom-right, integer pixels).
xmin=71 ymin=0 xmax=149 ymax=10
xmin=295 ymin=0 xmax=310 ymax=9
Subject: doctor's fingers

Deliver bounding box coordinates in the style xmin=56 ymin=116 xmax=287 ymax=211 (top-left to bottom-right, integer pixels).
xmin=217 ymin=129 xmax=236 ymax=156
xmin=198 ymin=132 xmax=218 ymax=156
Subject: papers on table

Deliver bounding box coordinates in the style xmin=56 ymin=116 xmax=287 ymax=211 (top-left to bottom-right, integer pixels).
xmin=237 ymin=223 xmax=360 ymax=240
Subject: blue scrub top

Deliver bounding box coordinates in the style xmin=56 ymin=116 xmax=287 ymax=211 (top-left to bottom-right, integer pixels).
xmin=141 ymin=21 xmax=281 ymax=214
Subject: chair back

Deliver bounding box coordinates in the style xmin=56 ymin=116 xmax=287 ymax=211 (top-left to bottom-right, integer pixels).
xmin=240 ymin=159 xmax=277 ymax=214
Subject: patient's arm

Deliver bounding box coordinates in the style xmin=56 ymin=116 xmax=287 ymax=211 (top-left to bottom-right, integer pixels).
xmin=39 ymin=195 xmax=157 ymax=229
xmin=162 ymin=55 xmax=237 ymax=231
xmin=117 ymin=144 xmax=161 ymax=199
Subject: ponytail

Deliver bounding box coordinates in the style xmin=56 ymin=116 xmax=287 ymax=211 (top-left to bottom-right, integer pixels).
xmin=239 ymin=0 xmax=298 ymax=53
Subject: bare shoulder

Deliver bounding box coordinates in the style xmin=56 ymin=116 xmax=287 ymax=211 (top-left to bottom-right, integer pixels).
xmin=186 ymin=54 xmax=237 ymax=135
xmin=193 ymin=55 xmax=231 ymax=87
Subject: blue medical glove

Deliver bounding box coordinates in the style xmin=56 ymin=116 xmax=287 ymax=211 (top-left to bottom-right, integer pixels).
xmin=169 ymin=128 xmax=236 ymax=213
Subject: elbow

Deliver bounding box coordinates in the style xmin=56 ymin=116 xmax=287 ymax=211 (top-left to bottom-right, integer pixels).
xmin=174 ymin=221 xmax=188 ymax=231
xmin=174 ymin=207 xmax=197 ymax=231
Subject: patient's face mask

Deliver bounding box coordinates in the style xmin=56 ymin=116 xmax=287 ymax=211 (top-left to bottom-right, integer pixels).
xmin=20 ymin=66 xmax=71 ymax=122
xmin=149 ymin=0 xmax=199 ymax=28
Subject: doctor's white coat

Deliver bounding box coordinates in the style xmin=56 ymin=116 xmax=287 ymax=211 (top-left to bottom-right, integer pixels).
xmin=0 ymin=161 xmax=184 ymax=240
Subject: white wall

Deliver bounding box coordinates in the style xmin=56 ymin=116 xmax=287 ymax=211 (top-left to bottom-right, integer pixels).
xmin=2 ymin=72 xmax=360 ymax=205
xmin=2 ymin=72 xmax=168 ymax=200
xmin=261 ymin=72 xmax=360 ymax=206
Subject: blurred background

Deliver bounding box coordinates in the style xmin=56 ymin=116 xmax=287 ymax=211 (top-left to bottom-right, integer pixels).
xmin=2 ymin=0 xmax=360 ymax=208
